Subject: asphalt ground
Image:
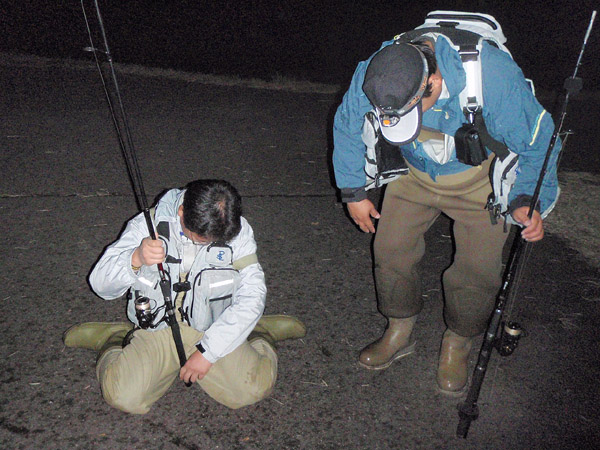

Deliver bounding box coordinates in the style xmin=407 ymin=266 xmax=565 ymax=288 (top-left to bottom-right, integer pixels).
xmin=1 ymin=56 xmax=599 ymax=449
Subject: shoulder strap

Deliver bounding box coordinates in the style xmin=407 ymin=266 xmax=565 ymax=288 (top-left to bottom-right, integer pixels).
xmin=149 ymin=206 xmax=180 ymax=264
xmin=232 ymin=253 xmax=258 ymax=271
xmin=149 ymin=206 xmax=170 ymax=240
xmin=396 ymin=27 xmax=487 ymax=112
xmin=396 ymin=13 xmax=511 ymax=158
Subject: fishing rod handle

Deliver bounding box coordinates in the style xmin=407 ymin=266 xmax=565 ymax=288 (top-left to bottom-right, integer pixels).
xmin=457 ymin=413 xmax=473 ymax=438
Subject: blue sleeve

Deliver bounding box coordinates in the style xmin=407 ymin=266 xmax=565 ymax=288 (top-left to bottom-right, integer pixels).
xmin=333 ymin=40 xmax=399 ymax=195
xmin=481 ymin=44 xmax=560 ymax=213
xmin=332 ymin=59 xmax=373 ymax=192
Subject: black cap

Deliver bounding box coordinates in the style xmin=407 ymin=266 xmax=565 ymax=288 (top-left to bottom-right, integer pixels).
xmin=362 ymin=42 xmax=429 ymax=144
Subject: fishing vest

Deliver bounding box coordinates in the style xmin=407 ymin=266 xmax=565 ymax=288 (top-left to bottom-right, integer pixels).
xmin=126 ymin=210 xmax=256 ymax=331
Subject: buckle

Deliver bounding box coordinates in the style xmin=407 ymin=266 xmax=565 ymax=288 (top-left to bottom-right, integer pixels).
xmin=173 ymin=281 xmax=191 ymax=292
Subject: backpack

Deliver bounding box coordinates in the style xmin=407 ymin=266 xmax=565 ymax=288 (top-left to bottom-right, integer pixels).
xmin=363 ymin=10 xmax=550 ymax=225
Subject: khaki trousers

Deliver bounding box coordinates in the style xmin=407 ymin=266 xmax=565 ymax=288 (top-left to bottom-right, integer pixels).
xmin=373 ymin=157 xmax=509 ymax=336
xmin=96 ymin=323 xmax=277 ymax=414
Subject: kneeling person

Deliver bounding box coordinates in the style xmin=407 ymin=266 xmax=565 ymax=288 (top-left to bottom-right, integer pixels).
xmin=64 ymin=179 xmax=305 ymax=413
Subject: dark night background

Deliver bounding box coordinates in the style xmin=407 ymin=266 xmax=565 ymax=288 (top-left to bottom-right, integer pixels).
xmin=1 ymin=0 xmax=598 ymax=90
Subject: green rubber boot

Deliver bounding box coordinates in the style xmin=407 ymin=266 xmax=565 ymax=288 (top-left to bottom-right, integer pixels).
xmin=253 ymin=315 xmax=306 ymax=342
xmin=247 ymin=330 xmax=276 ymax=347
xmin=62 ymin=322 xmax=133 ymax=351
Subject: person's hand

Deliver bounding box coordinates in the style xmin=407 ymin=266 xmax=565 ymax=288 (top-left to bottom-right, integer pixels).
xmin=180 ymin=350 xmax=213 ymax=384
xmin=512 ymin=207 xmax=544 ymax=242
xmin=347 ymin=199 xmax=380 ymax=233
xmin=131 ymin=237 xmax=165 ymax=267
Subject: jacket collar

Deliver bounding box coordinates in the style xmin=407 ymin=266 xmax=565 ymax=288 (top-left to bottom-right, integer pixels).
xmin=434 ymin=36 xmax=466 ymax=98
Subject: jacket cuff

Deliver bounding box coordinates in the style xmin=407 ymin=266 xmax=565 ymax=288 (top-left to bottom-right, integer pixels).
xmin=197 ymin=340 xmax=218 ymax=363
xmin=508 ymin=194 xmax=540 ymax=217
xmin=340 ymin=187 xmax=367 ymax=203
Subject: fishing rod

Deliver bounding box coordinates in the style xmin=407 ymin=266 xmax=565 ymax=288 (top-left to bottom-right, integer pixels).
xmin=456 ymin=10 xmax=597 ymax=438
xmin=80 ymin=0 xmax=191 ymax=386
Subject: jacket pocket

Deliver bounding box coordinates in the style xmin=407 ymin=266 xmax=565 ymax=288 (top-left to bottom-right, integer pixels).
xmin=187 ymin=268 xmax=240 ymax=330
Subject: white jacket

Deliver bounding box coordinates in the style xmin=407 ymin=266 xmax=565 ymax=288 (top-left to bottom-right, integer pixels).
xmin=88 ymin=188 xmax=267 ymax=363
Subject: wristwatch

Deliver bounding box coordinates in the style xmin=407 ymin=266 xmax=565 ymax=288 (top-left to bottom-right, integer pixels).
xmin=196 ymin=342 xmax=206 ymax=354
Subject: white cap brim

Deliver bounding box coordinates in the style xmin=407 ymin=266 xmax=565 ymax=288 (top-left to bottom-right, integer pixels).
xmin=378 ymin=103 xmax=422 ymax=146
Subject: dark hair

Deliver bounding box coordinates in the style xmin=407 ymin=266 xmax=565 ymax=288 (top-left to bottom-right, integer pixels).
xmin=182 ymin=179 xmax=242 ymax=243
xmin=410 ymin=40 xmax=437 ymax=97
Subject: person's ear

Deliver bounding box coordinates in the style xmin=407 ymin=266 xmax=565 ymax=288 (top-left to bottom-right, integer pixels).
xmin=428 ymin=71 xmax=442 ymax=89
xmin=177 ymin=205 xmax=184 ymax=219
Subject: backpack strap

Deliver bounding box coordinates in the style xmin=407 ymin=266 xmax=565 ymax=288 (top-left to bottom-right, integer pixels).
xmin=396 ymin=23 xmax=511 ymax=159
xmin=232 ymin=253 xmax=258 ymax=271
xmin=148 ymin=205 xmax=170 ymax=240
xmin=156 ymin=221 xmax=170 ymax=240
xmin=399 ymin=26 xmax=486 ymax=111
xmin=149 ymin=206 xmax=181 ymax=264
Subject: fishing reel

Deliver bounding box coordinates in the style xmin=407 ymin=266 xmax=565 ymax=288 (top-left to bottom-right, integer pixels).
xmin=495 ymin=321 xmax=524 ymax=357
xmin=134 ymin=296 xmax=159 ymax=329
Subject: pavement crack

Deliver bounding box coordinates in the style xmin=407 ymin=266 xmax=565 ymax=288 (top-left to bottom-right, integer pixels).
xmin=0 ymin=192 xmax=125 ymax=199
xmin=0 ymin=192 xmax=334 ymax=199
xmin=0 ymin=418 xmax=30 ymax=436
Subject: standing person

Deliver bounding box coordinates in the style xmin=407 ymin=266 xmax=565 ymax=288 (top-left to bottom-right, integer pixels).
xmin=332 ymin=23 xmax=559 ymax=395
xmin=63 ymin=179 xmax=306 ymax=412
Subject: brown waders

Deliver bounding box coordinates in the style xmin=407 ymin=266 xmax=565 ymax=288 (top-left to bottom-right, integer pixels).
xmin=362 ymin=156 xmax=509 ymax=394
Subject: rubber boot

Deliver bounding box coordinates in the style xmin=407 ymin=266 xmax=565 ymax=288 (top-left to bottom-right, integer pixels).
xmin=62 ymin=322 xmax=133 ymax=351
xmin=358 ymin=316 xmax=417 ymax=370
xmin=247 ymin=330 xmax=276 ymax=347
xmin=252 ymin=315 xmax=306 ymax=343
xmin=437 ymin=329 xmax=473 ymax=396
xmin=97 ymin=328 xmax=131 ymax=355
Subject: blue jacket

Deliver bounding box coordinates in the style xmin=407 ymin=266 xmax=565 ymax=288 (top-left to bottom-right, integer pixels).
xmin=333 ymin=36 xmax=560 ymax=214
